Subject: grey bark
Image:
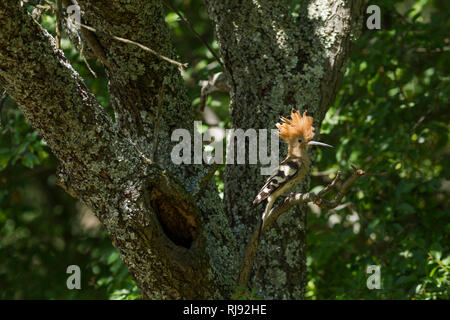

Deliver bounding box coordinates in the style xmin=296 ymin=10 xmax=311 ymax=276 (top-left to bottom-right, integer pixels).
xmin=0 ymin=0 xmax=364 ymax=299
xmin=204 ymin=0 xmax=365 ymax=298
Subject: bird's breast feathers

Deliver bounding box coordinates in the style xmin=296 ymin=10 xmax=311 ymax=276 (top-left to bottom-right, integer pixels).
xmin=253 ymin=158 xmax=308 ymax=205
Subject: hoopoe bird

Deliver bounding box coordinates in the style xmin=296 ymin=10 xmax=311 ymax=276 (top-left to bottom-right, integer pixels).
xmin=253 ymin=109 xmax=332 ymax=237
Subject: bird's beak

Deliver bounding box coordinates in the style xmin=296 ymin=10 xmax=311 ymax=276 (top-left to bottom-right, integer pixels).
xmin=308 ymin=140 xmax=333 ymax=148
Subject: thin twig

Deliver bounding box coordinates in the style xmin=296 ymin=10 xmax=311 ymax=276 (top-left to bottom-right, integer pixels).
xmin=55 ymin=0 xmax=62 ymax=49
xmin=152 ymin=81 xmax=165 ymax=162
xmin=75 ymin=21 xmax=188 ymax=70
xmin=237 ymin=168 xmax=367 ymax=288
xmin=111 ymin=33 xmax=188 ymax=70
xmin=81 ymin=53 xmax=97 ymax=78
xmin=161 ymin=0 xmax=225 ymax=71
xmin=38 ymin=0 xmax=189 ymax=70
xmin=318 ymin=170 xmax=341 ymax=197
xmin=76 ymin=23 xmax=112 ymax=69
xmin=42 ymin=0 xmax=55 ymax=6
xmin=34 ymin=5 xmax=54 ymax=15
xmin=311 ymin=169 xmax=336 ymax=176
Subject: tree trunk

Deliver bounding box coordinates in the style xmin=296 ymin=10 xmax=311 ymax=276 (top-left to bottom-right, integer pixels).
xmin=205 ymin=0 xmax=365 ymax=298
xmin=0 ymin=0 xmax=365 ymax=299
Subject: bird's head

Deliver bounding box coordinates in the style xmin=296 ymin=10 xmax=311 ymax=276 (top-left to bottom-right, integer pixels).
xmin=276 ymin=109 xmax=332 ymax=157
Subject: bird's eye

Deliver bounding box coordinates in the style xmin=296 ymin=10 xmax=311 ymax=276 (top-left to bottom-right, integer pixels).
xmin=298 ymin=138 xmax=303 ymax=143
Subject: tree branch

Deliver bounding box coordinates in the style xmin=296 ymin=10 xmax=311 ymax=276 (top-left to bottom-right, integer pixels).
xmin=0 ymin=1 xmax=237 ymax=298
xmin=205 ymin=0 xmax=366 ymax=298
xmin=237 ymin=167 xmax=366 ymax=288
xmin=0 ymin=0 xmax=198 ymax=230
xmin=161 ymin=0 xmax=224 ymax=70
xmin=0 ymin=1 xmax=115 ymax=185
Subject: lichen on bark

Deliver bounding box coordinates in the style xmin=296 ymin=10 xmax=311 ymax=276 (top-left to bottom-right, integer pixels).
xmin=0 ymin=0 xmax=365 ymax=299
xmin=205 ymin=0 xmax=365 ymax=298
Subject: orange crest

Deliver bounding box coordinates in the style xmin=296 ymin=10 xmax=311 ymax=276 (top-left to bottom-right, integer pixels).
xmin=275 ymin=110 xmax=315 ymax=142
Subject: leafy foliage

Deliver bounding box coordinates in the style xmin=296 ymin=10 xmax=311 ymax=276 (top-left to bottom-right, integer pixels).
xmin=307 ymin=0 xmax=449 ymax=299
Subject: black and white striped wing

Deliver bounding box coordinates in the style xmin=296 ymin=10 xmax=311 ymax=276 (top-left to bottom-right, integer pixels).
xmin=253 ymin=159 xmax=299 ymax=205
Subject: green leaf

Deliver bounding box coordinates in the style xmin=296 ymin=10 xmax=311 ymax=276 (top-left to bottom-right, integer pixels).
xmin=397 ymin=203 xmax=416 ymax=214
xmin=21 ymin=153 xmax=39 ymax=169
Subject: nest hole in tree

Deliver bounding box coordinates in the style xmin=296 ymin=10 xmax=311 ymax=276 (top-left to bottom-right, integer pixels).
xmin=149 ymin=187 xmax=197 ymax=248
